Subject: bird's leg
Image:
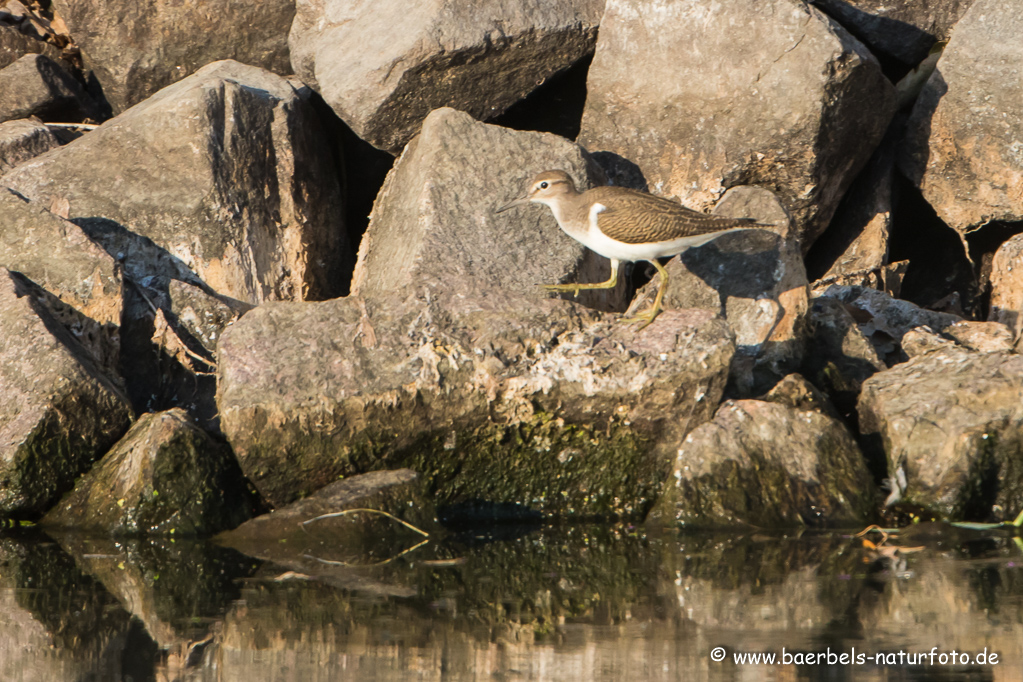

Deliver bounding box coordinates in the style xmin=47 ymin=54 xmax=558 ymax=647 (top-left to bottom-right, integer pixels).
xmin=621 ymin=259 xmax=668 ymax=330
xmin=541 ymin=258 xmax=619 ymax=298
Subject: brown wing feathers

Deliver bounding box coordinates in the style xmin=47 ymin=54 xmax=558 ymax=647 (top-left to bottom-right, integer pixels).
xmin=589 ymin=187 xmax=759 ymax=245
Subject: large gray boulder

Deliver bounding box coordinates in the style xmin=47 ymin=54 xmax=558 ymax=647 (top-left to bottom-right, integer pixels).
xmin=289 ymin=0 xmax=603 ymax=153
xmin=351 ymin=107 xmax=627 ymax=312
xmin=0 ymin=268 xmax=132 ymax=517
xmin=899 ymin=0 xmax=1023 ymax=235
xmin=858 ymin=345 xmax=1023 ymax=520
xmin=0 ymin=24 xmax=63 ymax=70
xmin=51 ymin=0 xmax=294 ymax=112
xmin=578 ymin=0 xmax=896 ymax=249
xmin=3 ymin=60 xmax=349 ymax=304
xmin=217 ymin=290 xmax=735 ymax=516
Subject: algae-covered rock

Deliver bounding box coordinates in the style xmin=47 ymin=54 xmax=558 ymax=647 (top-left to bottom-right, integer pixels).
xmin=0 ymin=268 xmax=132 ymax=517
xmin=217 ymin=290 xmax=735 ymax=518
xmin=42 ymin=409 xmax=257 ymax=535
xmin=858 ymin=347 xmax=1023 ymax=521
xmin=652 ymin=398 xmax=876 ymax=528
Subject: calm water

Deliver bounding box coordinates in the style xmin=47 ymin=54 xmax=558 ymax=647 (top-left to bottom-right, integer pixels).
xmin=0 ymin=521 xmax=1019 ymax=681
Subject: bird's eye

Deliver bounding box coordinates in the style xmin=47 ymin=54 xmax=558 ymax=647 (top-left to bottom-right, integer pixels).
xmin=539 ymin=181 xmax=549 ymax=189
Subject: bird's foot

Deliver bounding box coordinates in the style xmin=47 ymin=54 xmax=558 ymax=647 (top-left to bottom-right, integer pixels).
xmin=541 ymin=282 xmax=584 ymax=298
xmin=620 ymin=306 xmax=660 ymax=331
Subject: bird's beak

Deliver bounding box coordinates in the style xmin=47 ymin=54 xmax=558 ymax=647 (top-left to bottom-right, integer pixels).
xmin=495 ymin=196 xmax=529 ymax=214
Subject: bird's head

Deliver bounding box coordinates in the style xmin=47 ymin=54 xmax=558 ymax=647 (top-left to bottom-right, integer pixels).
xmin=495 ymin=170 xmax=577 ymax=213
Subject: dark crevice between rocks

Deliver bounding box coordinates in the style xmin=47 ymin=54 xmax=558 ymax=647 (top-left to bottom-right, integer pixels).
xmin=487 ymin=53 xmax=592 ymax=141
xmin=967 ymin=220 xmax=1023 ymax=321
xmin=888 ymin=172 xmax=978 ymax=316
xmin=305 ymin=91 xmax=387 ymax=297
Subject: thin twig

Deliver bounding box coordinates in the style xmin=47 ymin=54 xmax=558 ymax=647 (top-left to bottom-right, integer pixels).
xmin=301 ymin=508 xmax=430 ymax=537
xmin=44 ymin=122 xmax=100 ymax=130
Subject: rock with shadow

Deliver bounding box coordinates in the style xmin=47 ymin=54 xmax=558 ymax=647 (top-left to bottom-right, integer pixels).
xmin=0 ymin=54 xmax=99 ymax=123
xmin=858 ymin=340 xmax=1023 ymax=521
xmin=650 ymin=373 xmax=877 ymax=529
xmin=289 ymin=0 xmax=603 ymax=153
xmin=0 ymin=268 xmax=132 ymax=517
xmin=898 ymin=0 xmax=1023 ymax=235
xmin=3 ymin=59 xmax=350 ymax=305
xmin=578 ymin=0 xmax=896 ymax=248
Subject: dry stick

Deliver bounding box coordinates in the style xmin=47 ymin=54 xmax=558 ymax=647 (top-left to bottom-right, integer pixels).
xmin=301 ymin=508 xmax=430 ymax=537
xmin=302 ymin=538 xmax=431 ymax=568
xmin=44 ymin=122 xmax=100 ymax=130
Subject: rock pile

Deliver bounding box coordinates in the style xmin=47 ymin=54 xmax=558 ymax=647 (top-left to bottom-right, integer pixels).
xmin=0 ymin=0 xmax=1020 ymax=533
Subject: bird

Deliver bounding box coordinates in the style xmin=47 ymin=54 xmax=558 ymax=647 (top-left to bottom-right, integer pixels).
xmin=496 ymin=170 xmax=767 ymax=328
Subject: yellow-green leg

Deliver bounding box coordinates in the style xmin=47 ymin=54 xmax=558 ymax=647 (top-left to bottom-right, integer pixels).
xmin=541 ymin=258 xmax=619 ymax=297
xmin=621 ymin=259 xmax=668 ymax=330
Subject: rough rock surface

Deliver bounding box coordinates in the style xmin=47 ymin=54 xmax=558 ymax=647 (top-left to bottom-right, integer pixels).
xmin=0 ymin=54 xmax=97 ymax=123
xmin=217 ymin=469 xmax=439 ymax=567
xmin=628 ymin=188 xmax=806 ymax=393
xmin=217 ymin=290 xmax=735 ymax=516
xmin=817 ymin=285 xmax=962 ymax=364
xmin=3 ymin=60 xmax=348 ymax=304
xmin=989 ymin=234 xmax=1023 ymax=344
xmin=652 ymin=396 xmax=876 ymax=528
xmin=578 ymin=0 xmax=896 ymax=248
xmin=859 ymin=346 xmax=1023 ymax=521
xmin=0 ymin=188 xmax=122 ymax=375
xmin=42 ymin=409 xmax=256 ymax=535
xmin=289 ymin=0 xmax=603 ymax=153
xmin=0 ymin=24 xmax=62 ymax=70
xmin=351 ymin=108 xmax=627 ymax=312
xmin=0 ymin=268 xmax=132 ymax=517
xmin=801 ymin=296 xmax=886 ymax=420
xmin=899 ymin=0 xmax=1023 ymax=234
xmin=812 ymin=0 xmax=973 ymax=65
xmin=0 ymin=118 xmax=60 ymax=174
xmin=51 ymin=0 xmax=294 ymax=113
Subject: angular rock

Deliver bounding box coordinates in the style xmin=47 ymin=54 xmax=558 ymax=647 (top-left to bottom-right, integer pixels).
xmin=989 ymin=234 xmax=1023 ymax=343
xmin=761 ymin=372 xmax=842 ymax=421
xmin=899 ymin=0 xmax=1023 ymax=234
xmin=0 ymin=118 xmax=60 ymax=174
xmin=812 ymin=0 xmax=973 ymax=65
xmin=0 ymin=188 xmax=121 ymax=375
xmin=351 ymin=107 xmax=628 ymax=312
xmin=52 ymin=0 xmax=294 ymax=113
xmin=42 ymin=409 xmax=256 ymax=535
xmin=578 ymin=0 xmax=896 ymax=248
xmin=817 ymin=285 xmax=962 ymax=364
xmin=0 ymin=53 xmax=97 ymax=123
xmin=217 ymin=290 xmax=735 ymax=516
xmin=627 ymin=188 xmax=806 ymax=393
xmin=0 ymin=268 xmax=132 ymax=517
xmin=3 ymin=60 xmax=348 ymax=304
xmin=289 ymin=0 xmax=603 ymax=153
xmin=217 ymin=469 xmax=439 ymax=568
xmin=0 ymin=23 xmax=63 ymax=70
xmin=808 ymin=125 xmax=898 ymax=292
xmin=801 ymin=296 xmax=886 ymax=419
xmin=858 ymin=347 xmax=1023 ymax=521
xmin=942 ymin=320 xmax=1014 ymax=354
xmin=651 ymin=397 xmax=876 ymax=528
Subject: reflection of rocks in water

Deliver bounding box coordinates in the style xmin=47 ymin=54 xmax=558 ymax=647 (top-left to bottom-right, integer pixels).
xmin=0 ymin=531 xmax=136 ymax=680
xmin=49 ymin=532 xmax=259 ymax=650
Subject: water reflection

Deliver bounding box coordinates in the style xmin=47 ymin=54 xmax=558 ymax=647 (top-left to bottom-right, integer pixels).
xmin=0 ymin=524 xmax=1020 ymax=681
